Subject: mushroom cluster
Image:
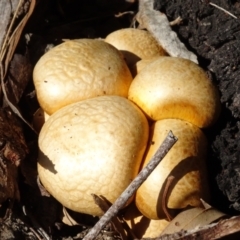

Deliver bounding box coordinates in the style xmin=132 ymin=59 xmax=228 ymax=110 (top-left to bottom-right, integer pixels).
xmin=33 ymin=37 xmax=150 ymax=217
xmin=128 ymin=56 xmax=220 ymax=221
xmin=33 ymin=28 xmax=221 ymax=237
xmin=37 ymin=95 xmax=149 ymax=216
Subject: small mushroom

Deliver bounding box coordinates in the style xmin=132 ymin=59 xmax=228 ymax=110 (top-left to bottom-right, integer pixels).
xmin=123 ymin=203 xmax=169 ymax=238
xmin=37 ymin=95 xmax=149 ymax=216
xmin=135 ymin=119 xmax=209 ymax=219
xmin=33 ymin=39 xmax=133 ymax=115
xmin=105 ymin=28 xmax=167 ymax=69
xmin=33 ymin=108 xmax=49 ymax=133
xmin=128 ymin=56 xmax=221 ymax=128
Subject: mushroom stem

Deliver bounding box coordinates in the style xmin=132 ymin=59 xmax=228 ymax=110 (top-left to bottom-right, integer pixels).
xmin=83 ymin=131 xmax=178 ymax=240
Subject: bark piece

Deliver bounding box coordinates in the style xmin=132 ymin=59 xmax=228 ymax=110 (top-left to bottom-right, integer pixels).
xmin=0 ymin=108 xmax=28 ymax=203
xmin=136 ymin=0 xmax=198 ymax=63
xmin=0 ymin=0 xmax=19 ymax=50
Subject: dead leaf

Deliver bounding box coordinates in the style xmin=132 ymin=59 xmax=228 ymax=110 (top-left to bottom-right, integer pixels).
xmin=156 ymin=215 xmax=240 ymax=240
xmin=0 ymin=0 xmax=36 ymax=72
xmin=7 ymin=53 xmax=32 ymax=104
xmin=0 ymin=0 xmax=36 ymax=131
xmin=1 ymin=64 xmax=36 ymax=132
xmin=200 ymin=198 xmax=213 ymax=209
xmin=136 ymin=0 xmax=198 ymax=63
xmin=161 ymin=206 xmax=228 ymax=235
xmin=62 ymin=207 xmax=79 ymax=226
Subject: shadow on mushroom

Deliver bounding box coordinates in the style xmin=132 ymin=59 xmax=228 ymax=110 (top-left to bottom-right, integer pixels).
xmin=156 ymin=155 xmax=210 ymax=219
xmin=38 ymin=149 xmax=57 ymax=174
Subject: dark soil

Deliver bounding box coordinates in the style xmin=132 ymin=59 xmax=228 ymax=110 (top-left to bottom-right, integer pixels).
xmin=154 ymin=0 xmax=240 ymax=214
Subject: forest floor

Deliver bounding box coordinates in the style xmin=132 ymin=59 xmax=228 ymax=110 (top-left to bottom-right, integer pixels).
xmin=1 ymin=0 xmax=240 ymax=239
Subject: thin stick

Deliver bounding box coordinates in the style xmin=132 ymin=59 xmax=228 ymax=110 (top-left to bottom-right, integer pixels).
xmin=83 ymin=131 xmax=178 ymax=240
xmin=0 ymin=0 xmax=24 ymax=60
xmin=162 ymin=176 xmax=175 ymax=221
xmin=92 ymin=194 xmax=128 ymax=240
xmin=115 ymin=11 xmax=135 ymax=18
xmin=209 ymin=2 xmax=237 ymax=19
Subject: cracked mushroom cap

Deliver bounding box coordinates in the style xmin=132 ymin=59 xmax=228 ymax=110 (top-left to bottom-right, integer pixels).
xmin=105 ymin=28 xmax=167 ymax=68
xmin=37 ymin=95 xmax=149 ymax=216
xmin=135 ymin=118 xmax=209 ymax=220
xmin=33 ymin=39 xmax=133 ymax=115
xmin=128 ymin=57 xmax=221 ymax=128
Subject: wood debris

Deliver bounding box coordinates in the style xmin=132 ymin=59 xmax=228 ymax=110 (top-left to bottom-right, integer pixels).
xmin=136 ymin=0 xmax=198 ymax=64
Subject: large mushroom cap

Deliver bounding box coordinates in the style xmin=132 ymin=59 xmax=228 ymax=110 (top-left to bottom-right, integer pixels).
xmin=33 ymin=39 xmax=132 ymax=115
xmin=37 ymin=95 xmax=149 ymax=216
xmin=128 ymin=57 xmax=221 ymax=128
xmin=105 ymin=28 xmax=166 ymax=68
xmin=135 ymin=118 xmax=209 ymax=219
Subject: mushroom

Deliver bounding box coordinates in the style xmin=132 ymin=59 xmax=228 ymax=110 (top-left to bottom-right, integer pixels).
xmin=33 ymin=39 xmax=133 ymax=115
xmin=105 ymin=28 xmax=167 ymax=70
xmin=131 ymin=56 xmax=160 ymax=77
xmin=33 ymin=108 xmax=50 ymax=133
xmin=37 ymin=95 xmax=149 ymax=216
xmin=128 ymin=56 xmax=221 ymax=128
xmin=123 ymin=203 xmax=169 ymax=238
xmin=135 ymin=119 xmax=209 ymax=219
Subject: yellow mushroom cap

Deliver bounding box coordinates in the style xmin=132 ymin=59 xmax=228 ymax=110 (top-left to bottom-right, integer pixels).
xmin=135 ymin=119 xmax=209 ymax=219
xmin=33 ymin=39 xmax=133 ymax=115
xmin=37 ymin=95 xmax=149 ymax=216
xmin=128 ymin=57 xmax=221 ymax=128
xmin=105 ymin=28 xmax=167 ymax=68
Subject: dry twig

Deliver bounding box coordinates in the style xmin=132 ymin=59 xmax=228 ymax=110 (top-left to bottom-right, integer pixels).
xmin=92 ymin=194 xmax=128 ymax=240
xmin=209 ymin=2 xmax=237 ymax=19
xmin=83 ymin=131 xmax=178 ymax=240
